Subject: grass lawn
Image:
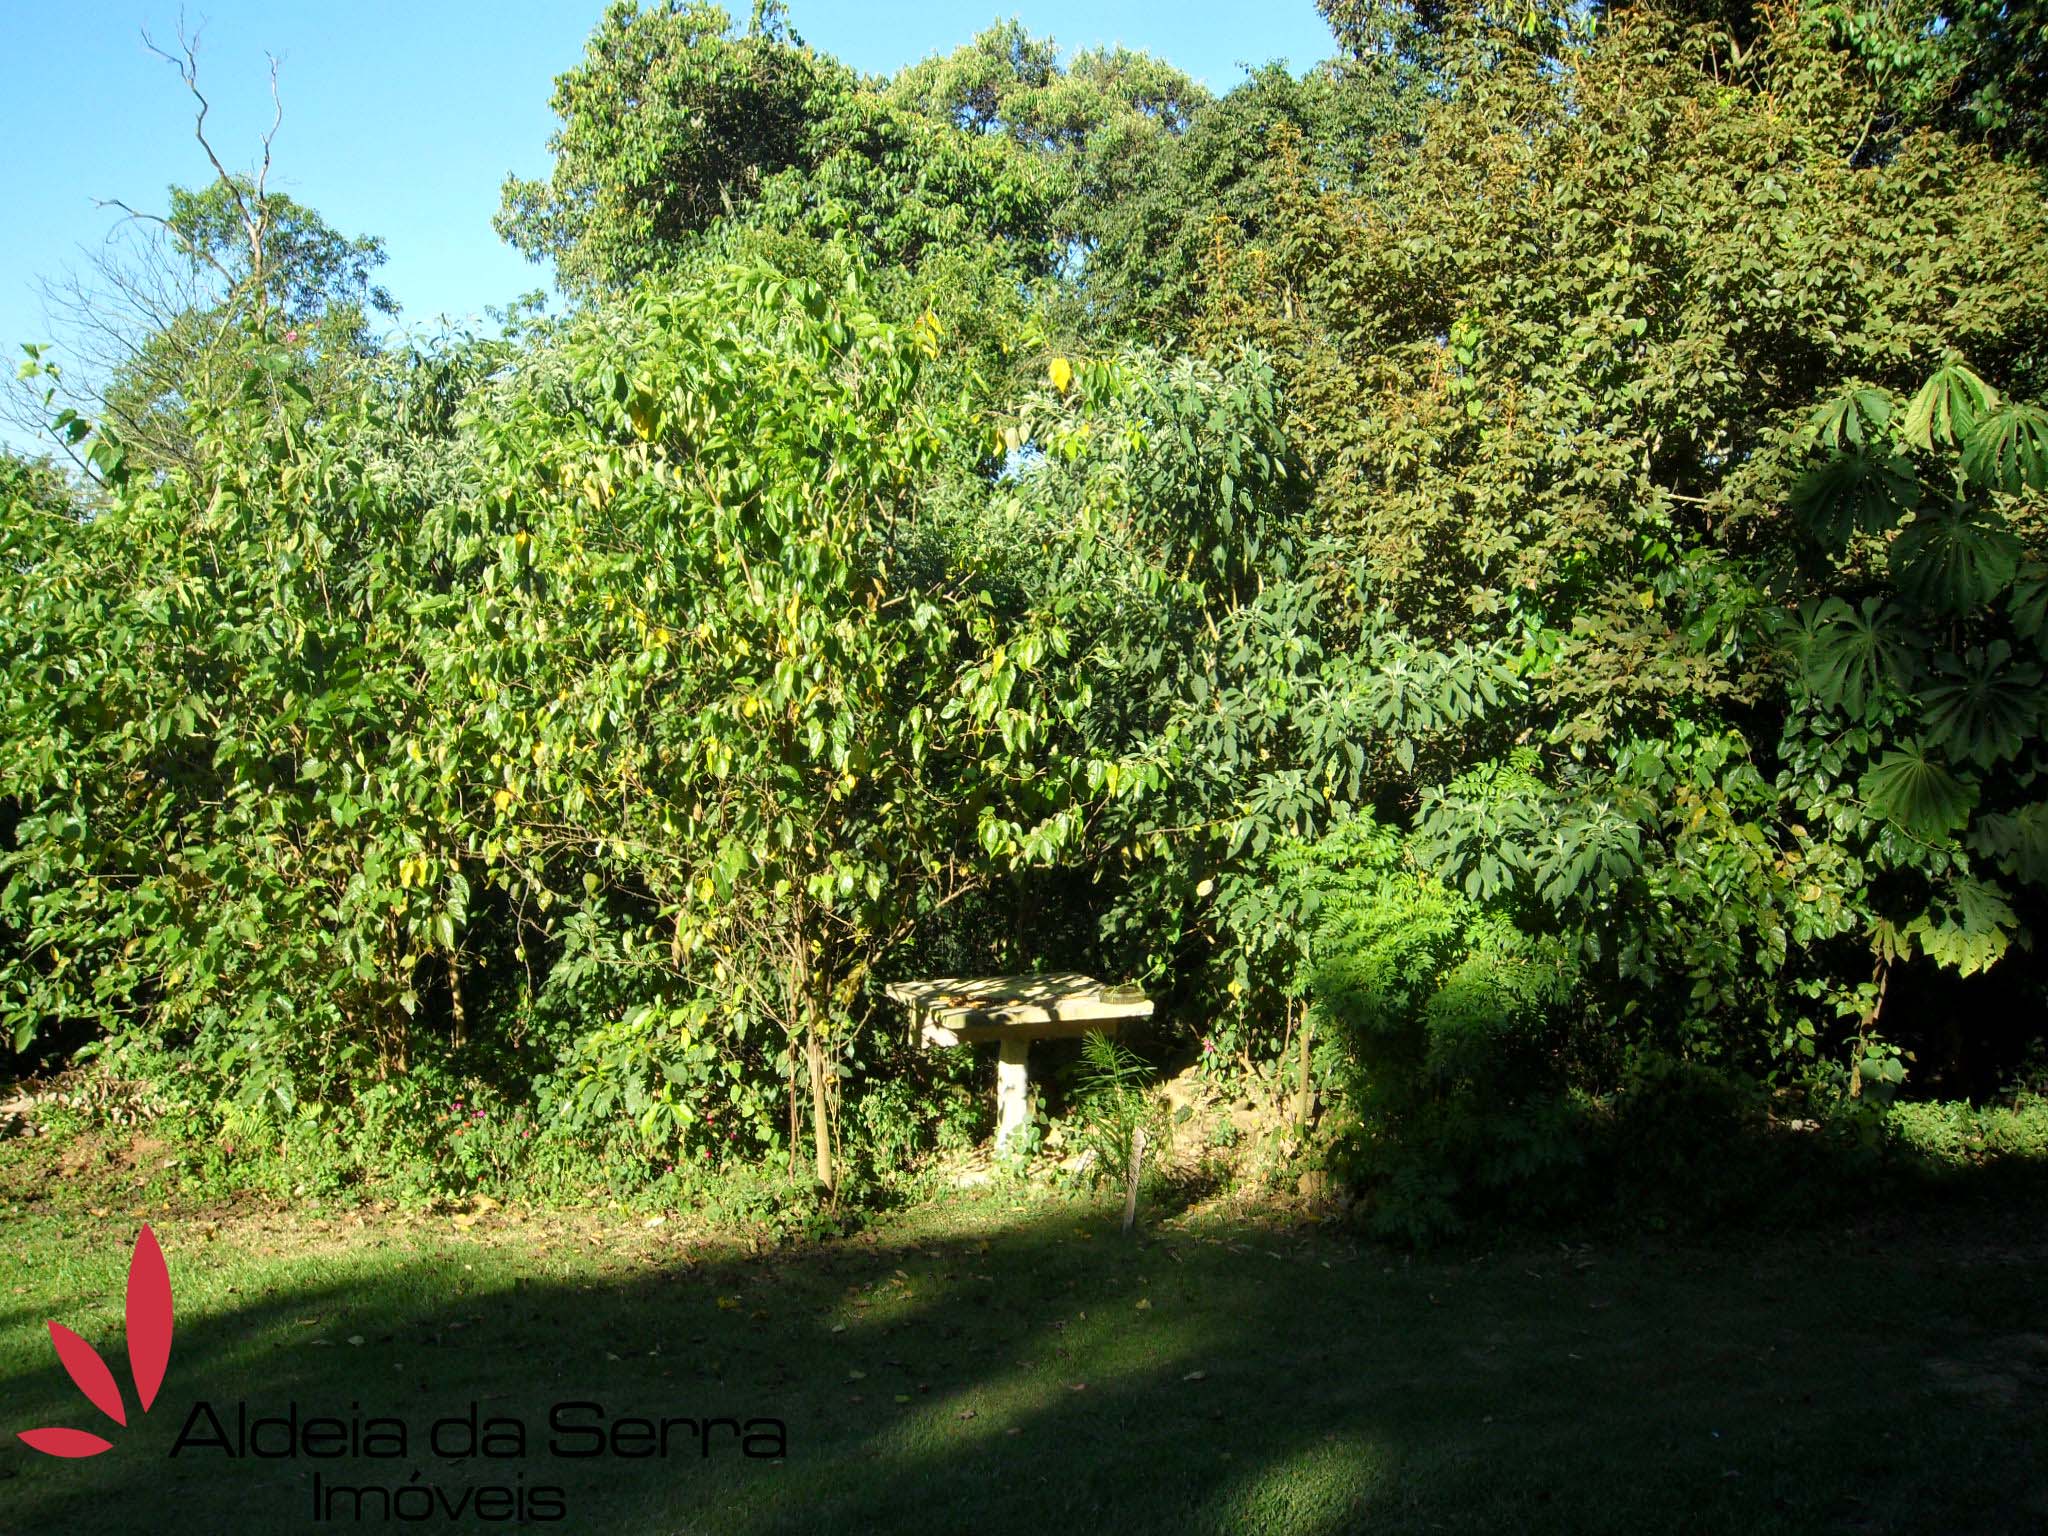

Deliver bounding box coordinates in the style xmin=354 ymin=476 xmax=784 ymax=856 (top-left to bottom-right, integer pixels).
xmin=2 ymin=1140 xmax=2045 ymax=1534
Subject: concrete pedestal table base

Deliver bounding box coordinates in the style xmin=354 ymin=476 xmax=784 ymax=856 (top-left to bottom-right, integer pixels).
xmin=995 ymin=1035 xmax=1033 ymax=1151
xmin=883 ymin=973 xmax=1156 ymax=1154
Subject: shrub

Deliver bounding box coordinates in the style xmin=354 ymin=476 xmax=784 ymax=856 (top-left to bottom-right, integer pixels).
xmin=1281 ymin=812 xmax=1582 ymax=1240
xmin=1068 ymin=1031 xmax=1161 ymax=1187
xmin=1605 ymin=1050 xmax=1775 ymax=1222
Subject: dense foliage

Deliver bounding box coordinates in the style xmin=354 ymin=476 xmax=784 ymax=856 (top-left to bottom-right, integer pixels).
xmin=5 ymin=0 xmax=2046 ymax=1228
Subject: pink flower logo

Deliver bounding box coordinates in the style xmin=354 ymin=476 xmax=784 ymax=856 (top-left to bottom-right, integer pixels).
xmin=17 ymin=1225 xmax=174 ymax=1458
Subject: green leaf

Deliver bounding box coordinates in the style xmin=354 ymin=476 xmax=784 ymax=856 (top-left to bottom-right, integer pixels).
xmin=1795 ymin=596 xmax=1914 ymax=717
xmin=1918 ymin=642 xmax=2041 ymax=768
xmin=1960 ymin=403 xmax=2048 ymax=493
xmin=1858 ymin=746 xmax=1977 ymax=838
xmin=1803 ymin=387 xmax=1895 ymax=451
xmin=1968 ymin=802 xmax=2048 ymax=887
xmin=1906 ymin=878 xmax=2016 ymax=976
xmin=2010 ymin=562 xmax=2048 ymax=641
xmin=1901 ymin=364 xmax=1997 ymax=451
xmin=1889 ymin=507 xmax=2020 ymax=614
xmin=1791 ymin=450 xmax=1920 ymax=550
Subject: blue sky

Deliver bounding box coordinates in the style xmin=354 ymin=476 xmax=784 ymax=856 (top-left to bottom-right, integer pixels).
xmin=1 ymin=2 xmax=1338 ymax=451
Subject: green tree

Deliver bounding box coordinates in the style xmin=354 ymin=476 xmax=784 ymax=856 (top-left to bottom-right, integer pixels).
xmin=496 ymin=1 xmax=850 ymax=294
xmin=445 ymin=266 xmax=1114 ymax=1190
xmin=1186 ymin=3 xmax=2047 ymax=1096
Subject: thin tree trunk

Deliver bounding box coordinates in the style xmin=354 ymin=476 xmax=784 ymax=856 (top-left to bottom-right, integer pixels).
xmin=792 ymin=914 xmax=835 ymax=1196
xmin=1295 ymin=1013 xmax=1315 ymax=1130
xmin=1849 ymin=953 xmax=1891 ymax=1099
xmin=786 ymin=1037 xmax=799 ymax=1181
xmin=446 ymin=950 xmax=466 ymax=1049
xmin=807 ymin=1021 xmax=833 ymax=1196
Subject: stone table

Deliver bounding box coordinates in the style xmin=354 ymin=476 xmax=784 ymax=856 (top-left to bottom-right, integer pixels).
xmin=884 ymin=973 xmax=1155 ymax=1152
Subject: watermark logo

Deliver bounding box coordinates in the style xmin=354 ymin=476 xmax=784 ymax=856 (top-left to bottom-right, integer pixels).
xmin=17 ymin=1224 xmax=174 ymax=1458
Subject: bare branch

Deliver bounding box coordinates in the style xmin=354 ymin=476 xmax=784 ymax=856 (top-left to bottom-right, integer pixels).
xmin=252 ymin=54 xmax=284 ymax=313
xmin=91 ymin=196 xmax=240 ymax=290
xmin=140 ymin=17 xmax=270 ymax=306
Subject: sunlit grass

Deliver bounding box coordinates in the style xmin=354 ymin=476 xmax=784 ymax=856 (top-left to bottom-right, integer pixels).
xmin=3 ymin=1141 xmax=2045 ymax=1534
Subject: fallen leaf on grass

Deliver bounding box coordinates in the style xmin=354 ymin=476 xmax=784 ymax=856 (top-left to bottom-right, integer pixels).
xmin=1182 ymin=1371 xmax=1206 ymax=1382
xmin=716 ymin=1296 xmax=740 ymax=1311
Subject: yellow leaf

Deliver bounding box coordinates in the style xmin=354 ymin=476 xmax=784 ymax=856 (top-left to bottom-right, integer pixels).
xmin=1049 ymin=356 xmax=1074 ymax=393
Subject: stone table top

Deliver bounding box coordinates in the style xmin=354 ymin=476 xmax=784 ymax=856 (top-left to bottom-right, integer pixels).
xmin=884 ymin=973 xmax=1154 ymax=1047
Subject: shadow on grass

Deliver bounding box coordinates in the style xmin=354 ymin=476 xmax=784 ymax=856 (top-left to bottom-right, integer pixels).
xmin=2 ymin=1168 xmax=2046 ymax=1536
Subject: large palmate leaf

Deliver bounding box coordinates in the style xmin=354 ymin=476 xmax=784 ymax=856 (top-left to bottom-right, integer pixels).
xmin=2012 ymin=562 xmax=2048 ymax=641
xmin=1795 ymin=595 xmax=1915 ymax=716
xmin=1791 ymin=449 xmax=1921 ymax=551
xmin=1889 ymin=506 xmax=2021 ymax=614
xmin=1919 ymin=642 xmax=2043 ymax=768
xmin=1858 ymin=745 xmax=1977 ymax=838
xmin=1907 ymin=877 xmax=2018 ymax=977
xmin=1901 ymin=363 xmax=1997 ymax=451
xmin=1961 ymin=403 xmax=2048 ymax=494
xmin=1969 ymin=802 xmax=2048 ymax=887
xmin=1802 ymin=386 xmax=1895 ymax=451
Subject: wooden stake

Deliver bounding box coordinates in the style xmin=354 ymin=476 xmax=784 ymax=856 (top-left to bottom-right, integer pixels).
xmin=1122 ymin=1125 xmax=1146 ymax=1237
xmin=1294 ymin=1014 xmax=1314 ymax=1129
